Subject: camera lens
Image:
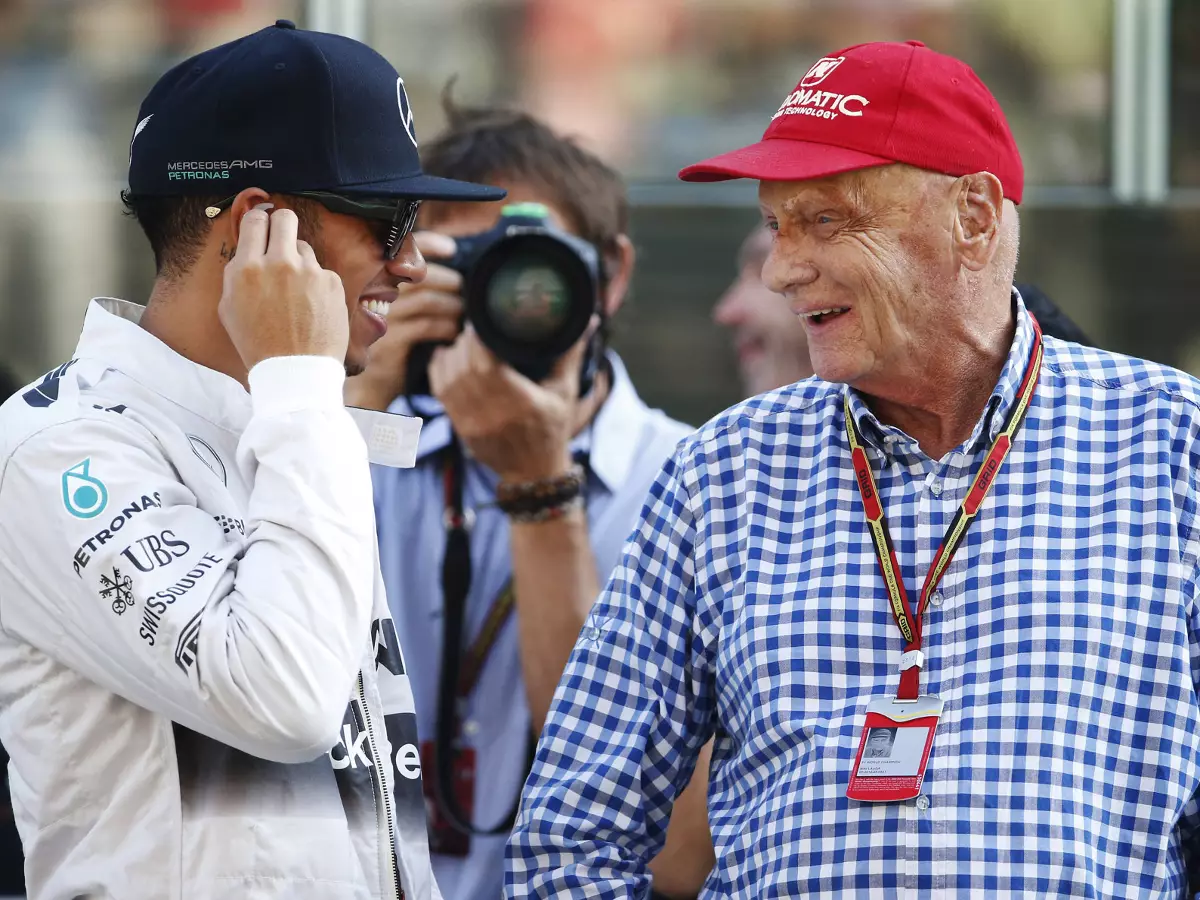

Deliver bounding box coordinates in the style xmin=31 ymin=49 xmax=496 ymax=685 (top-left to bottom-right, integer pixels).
xmin=485 ymin=256 xmax=571 ymax=342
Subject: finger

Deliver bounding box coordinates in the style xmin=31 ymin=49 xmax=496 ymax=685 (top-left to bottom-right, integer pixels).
xmin=394 ymin=266 xmax=461 ymax=299
xmin=323 ymin=269 xmax=346 ymax=303
xmin=428 ymin=341 xmax=466 ymax=399
xmin=459 ymin=326 xmax=502 ymax=374
xmin=265 ymin=208 xmax=299 ymax=258
xmin=236 ymin=208 xmax=270 ymax=259
xmin=389 ymin=292 xmax=463 ymax=329
xmin=393 ymin=316 xmax=463 ymax=345
xmin=427 ymin=346 xmax=448 ymax=397
xmin=549 ymin=314 xmax=601 ymax=379
xmin=295 ymin=239 xmax=320 ymax=268
xmin=413 ymin=231 xmax=457 ymax=261
xmin=395 ymin=259 xmax=461 ymax=295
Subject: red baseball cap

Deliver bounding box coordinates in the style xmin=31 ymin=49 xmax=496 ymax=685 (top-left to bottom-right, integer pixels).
xmin=678 ymin=41 xmax=1024 ymax=204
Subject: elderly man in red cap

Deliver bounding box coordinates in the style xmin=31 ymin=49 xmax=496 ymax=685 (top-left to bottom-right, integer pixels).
xmin=505 ymin=41 xmax=1200 ymax=899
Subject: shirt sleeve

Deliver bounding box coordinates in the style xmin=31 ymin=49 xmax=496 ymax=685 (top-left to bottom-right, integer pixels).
xmin=505 ymin=448 xmax=716 ymax=898
xmin=0 ymin=356 xmax=376 ymax=763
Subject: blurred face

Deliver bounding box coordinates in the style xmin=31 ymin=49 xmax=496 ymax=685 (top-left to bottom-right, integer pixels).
xmin=301 ymin=205 xmax=427 ymax=376
xmin=714 ymin=227 xmax=813 ymax=395
xmin=758 ymin=165 xmax=955 ymax=391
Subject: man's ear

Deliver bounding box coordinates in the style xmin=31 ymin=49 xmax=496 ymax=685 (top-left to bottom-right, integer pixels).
xmin=952 ymin=172 xmax=1004 ymax=273
xmin=220 ymin=187 xmax=274 ymax=254
xmin=601 ymin=234 xmax=636 ymax=317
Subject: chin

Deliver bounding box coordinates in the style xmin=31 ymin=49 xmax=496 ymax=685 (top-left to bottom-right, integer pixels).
xmin=344 ymin=347 xmax=369 ymax=378
xmin=810 ymin=354 xmax=865 ymax=387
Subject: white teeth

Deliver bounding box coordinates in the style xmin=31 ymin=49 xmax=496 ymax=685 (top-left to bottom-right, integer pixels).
xmin=361 ymin=299 xmax=392 ymax=317
xmin=804 ymin=307 xmax=849 ymax=319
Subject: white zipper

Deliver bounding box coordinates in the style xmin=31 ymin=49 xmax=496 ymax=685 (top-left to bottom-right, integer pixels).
xmin=357 ymin=672 xmax=403 ymax=899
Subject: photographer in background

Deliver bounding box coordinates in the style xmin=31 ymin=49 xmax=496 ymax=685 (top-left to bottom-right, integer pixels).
xmin=345 ymin=102 xmax=716 ymax=899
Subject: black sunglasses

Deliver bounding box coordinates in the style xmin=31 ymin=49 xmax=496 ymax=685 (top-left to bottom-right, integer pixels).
xmin=204 ymin=191 xmax=421 ymax=260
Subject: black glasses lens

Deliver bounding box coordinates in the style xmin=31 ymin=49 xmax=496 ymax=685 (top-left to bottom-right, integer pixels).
xmin=384 ymin=201 xmax=421 ymax=260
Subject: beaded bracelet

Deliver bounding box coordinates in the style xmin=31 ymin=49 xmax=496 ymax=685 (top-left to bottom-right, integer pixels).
xmin=504 ymin=493 xmax=585 ymax=524
xmin=496 ymin=464 xmax=586 ymax=521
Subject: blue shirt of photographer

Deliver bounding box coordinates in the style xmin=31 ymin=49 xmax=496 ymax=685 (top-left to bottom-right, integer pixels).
xmin=371 ymin=352 xmax=692 ymax=900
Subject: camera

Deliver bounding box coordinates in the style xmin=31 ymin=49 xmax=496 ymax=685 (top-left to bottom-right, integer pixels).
xmin=405 ymin=203 xmax=603 ymax=399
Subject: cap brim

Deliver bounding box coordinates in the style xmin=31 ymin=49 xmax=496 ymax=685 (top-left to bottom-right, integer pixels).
xmin=678 ymin=137 xmax=894 ymax=183
xmin=337 ymin=172 xmax=507 ymax=202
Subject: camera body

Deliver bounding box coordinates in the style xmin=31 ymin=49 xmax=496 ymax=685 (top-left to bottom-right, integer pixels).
xmin=405 ymin=203 xmax=603 ymax=398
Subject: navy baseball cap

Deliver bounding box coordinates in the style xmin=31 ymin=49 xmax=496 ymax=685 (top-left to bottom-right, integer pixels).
xmin=127 ymin=19 xmax=505 ymax=202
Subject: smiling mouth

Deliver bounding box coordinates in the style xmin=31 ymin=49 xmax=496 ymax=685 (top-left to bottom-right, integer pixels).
xmin=801 ymin=307 xmax=850 ymax=325
xmin=360 ymin=298 xmax=393 ymax=317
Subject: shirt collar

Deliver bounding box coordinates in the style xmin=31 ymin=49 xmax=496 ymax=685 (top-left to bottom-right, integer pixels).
xmin=77 ymin=298 xmax=254 ymax=433
xmin=397 ymin=351 xmax=655 ymax=493
xmin=846 ymin=290 xmax=1036 ymax=458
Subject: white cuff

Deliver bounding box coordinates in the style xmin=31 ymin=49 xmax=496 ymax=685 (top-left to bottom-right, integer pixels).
xmin=248 ymin=356 xmax=345 ymax=417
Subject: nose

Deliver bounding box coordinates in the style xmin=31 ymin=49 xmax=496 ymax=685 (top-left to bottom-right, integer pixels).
xmin=713 ymin=280 xmax=749 ymax=326
xmin=761 ymin=241 xmax=818 ymax=297
xmin=384 ymin=232 xmax=427 ymax=284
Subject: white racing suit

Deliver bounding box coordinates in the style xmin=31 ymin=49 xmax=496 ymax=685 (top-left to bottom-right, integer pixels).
xmin=0 ymin=298 xmax=439 ymax=899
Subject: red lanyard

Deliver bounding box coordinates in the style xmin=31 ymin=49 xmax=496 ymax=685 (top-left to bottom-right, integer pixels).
xmin=844 ymin=320 xmax=1043 ymax=700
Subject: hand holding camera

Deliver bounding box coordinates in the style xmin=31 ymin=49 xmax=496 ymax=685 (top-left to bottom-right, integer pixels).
xmin=219 ymin=206 xmax=350 ymax=372
xmin=407 ymin=203 xmax=603 ymax=398
xmin=429 ymin=319 xmax=599 ymax=484
xmin=348 ymin=203 xmax=606 ymax=479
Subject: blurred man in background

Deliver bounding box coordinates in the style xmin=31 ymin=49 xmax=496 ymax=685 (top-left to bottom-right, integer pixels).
xmin=713 ymin=226 xmax=814 ymax=395
xmin=346 ymin=100 xmax=715 ymax=900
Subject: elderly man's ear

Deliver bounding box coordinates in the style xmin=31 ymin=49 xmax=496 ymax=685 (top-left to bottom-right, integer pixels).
xmin=952 ymin=171 xmax=1006 ymax=272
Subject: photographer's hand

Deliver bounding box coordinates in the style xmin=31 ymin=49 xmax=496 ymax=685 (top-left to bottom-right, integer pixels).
xmin=344 ymin=231 xmax=462 ymax=410
xmin=428 ymin=320 xmax=601 ymax=483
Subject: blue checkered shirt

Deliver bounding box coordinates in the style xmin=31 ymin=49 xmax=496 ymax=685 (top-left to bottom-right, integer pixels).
xmin=505 ymin=301 xmax=1200 ymax=898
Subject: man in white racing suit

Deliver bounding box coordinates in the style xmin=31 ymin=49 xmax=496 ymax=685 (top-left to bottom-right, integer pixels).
xmin=0 ymin=20 xmax=505 ymax=900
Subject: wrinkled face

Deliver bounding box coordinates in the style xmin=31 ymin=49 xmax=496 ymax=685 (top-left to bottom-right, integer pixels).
xmin=301 ymin=207 xmax=427 ymax=376
xmin=713 ymin=227 xmax=813 ymax=395
xmin=758 ymin=165 xmax=954 ymax=390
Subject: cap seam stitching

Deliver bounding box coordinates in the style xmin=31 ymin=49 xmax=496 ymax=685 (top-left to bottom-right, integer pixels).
xmin=310 ymin=37 xmax=341 ymax=187
xmin=883 ymin=45 xmax=919 ymax=152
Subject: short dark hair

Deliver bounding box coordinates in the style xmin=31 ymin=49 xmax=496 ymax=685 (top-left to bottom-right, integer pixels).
xmin=121 ymin=191 xmax=322 ymax=279
xmin=419 ymin=90 xmax=628 ymax=270
xmin=120 ymin=191 xmax=223 ymax=279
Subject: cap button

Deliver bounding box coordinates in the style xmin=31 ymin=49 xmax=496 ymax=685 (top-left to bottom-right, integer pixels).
xmin=275 ymin=19 xmax=296 ymax=29
xmin=906 ymin=40 xmax=926 ymax=48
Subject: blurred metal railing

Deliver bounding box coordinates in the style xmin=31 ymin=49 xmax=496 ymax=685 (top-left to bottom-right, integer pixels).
xmin=1113 ymin=0 xmax=1174 ymax=203
xmin=306 ymin=0 xmax=366 ymax=42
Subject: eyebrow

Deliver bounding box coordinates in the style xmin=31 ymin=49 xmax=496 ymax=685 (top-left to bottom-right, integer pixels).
xmin=778 ymin=188 xmax=849 ymax=217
